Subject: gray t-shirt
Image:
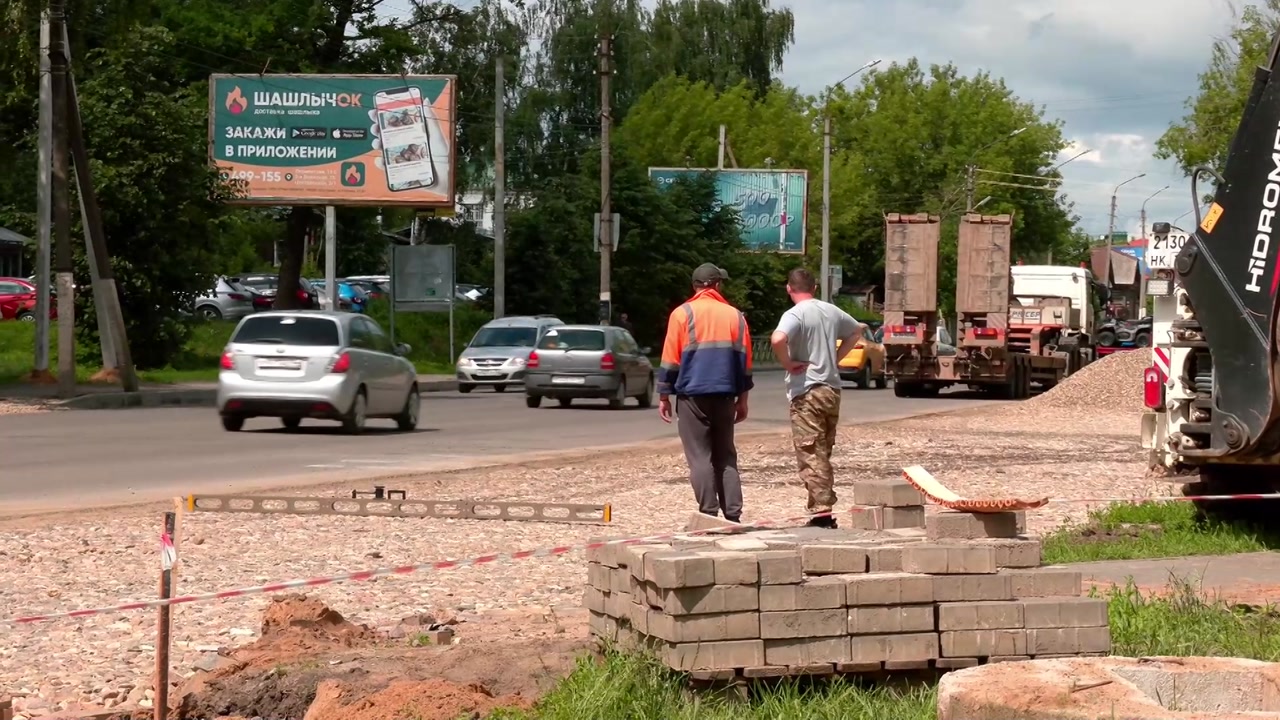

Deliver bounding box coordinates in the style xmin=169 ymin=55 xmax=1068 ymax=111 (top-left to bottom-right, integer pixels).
xmin=774 ymin=298 xmax=861 ymax=401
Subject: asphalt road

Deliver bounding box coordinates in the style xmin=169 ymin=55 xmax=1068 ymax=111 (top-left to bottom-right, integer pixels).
xmin=0 ymin=372 xmax=1001 ymax=513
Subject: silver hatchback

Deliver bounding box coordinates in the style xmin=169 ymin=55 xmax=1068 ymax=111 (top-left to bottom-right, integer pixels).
xmin=217 ymin=311 xmax=420 ymax=434
xmin=523 ymin=324 xmax=654 ymax=409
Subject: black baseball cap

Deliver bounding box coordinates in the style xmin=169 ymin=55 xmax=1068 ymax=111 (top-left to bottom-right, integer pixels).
xmin=692 ymin=263 xmax=730 ymax=285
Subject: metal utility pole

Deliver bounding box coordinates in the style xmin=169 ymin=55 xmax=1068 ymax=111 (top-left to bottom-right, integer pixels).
xmin=821 ymin=116 xmax=832 ymax=301
xmin=718 ymin=124 xmax=726 ymax=169
xmin=597 ymin=31 xmax=613 ymax=325
xmin=65 ymin=25 xmax=138 ymax=391
xmin=964 ymin=127 xmax=1027 ymax=212
xmin=964 ymin=165 xmax=976 ymax=212
xmin=820 ymin=59 xmax=880 ymax=303
xmin=34 ymin=11 xmax=52 ymax=378
xmin=324 ymin=206 xmax=337 ymax=310
xmin=1106 ymin=173 xmax=1146 ymax=288
xmin=49 ymin=0 xmax=75 ymax=396
xmin=1140 ymin=185 xmax=1168 ymax=240
xmin=493 ymin=56 xmax=506 ymax=319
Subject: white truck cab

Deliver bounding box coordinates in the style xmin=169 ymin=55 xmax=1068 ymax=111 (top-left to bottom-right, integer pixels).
xmin=1010 ymin=264 xmax=1097 ymax=340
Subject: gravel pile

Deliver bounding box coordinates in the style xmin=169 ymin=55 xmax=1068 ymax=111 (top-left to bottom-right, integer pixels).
xmin=0 ymin=400 xmax=53 ymax=415
xmin=1029 ymin=349 xmax=1149 ymax=412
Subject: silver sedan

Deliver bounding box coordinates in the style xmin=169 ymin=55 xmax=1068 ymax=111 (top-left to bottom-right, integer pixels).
xmin=217 ymin=311 xmax=419 ymax=434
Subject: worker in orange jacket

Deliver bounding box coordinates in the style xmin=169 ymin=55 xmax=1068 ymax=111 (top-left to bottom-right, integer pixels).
xmin=657 ymin=264 xmax=754 ymax=523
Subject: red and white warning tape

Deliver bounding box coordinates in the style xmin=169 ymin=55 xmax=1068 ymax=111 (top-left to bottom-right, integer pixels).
xmin=0 ymin=510 xmax=829 ymax=626
xmin=7 ymin=491 xmax=1278 ymax=626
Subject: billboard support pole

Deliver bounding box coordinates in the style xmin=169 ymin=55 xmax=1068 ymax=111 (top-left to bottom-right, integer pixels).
xmin=449 ymin=244 xmax=456 ymax=362
xmin=34 ymin=10 xmax=51 ymax=376
xmin=717 ymin=125 xmax=726 ymax=170
xmin=324 ymin=206 xmax=337 ymax=310
xmin=50 ymin=0 xmax=76 ymax=397
xmin=493 ymin=57 xmax=506 ymax=319
xmin=597 ymin=31 xmax=613 ymax=325
xmin=388 ymin=242 xmax=396 ymax=344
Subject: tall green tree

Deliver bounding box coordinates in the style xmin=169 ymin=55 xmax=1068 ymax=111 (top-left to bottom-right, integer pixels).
xmin=1156 ymin=1 xmax=1280 ymax=174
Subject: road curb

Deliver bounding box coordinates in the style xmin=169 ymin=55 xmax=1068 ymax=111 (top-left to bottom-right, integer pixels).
xmin=50 ymin=379 xmax=458 ymax=410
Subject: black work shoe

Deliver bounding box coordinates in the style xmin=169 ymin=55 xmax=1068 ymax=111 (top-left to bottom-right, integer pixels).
xmin=807 ymin=514 xmax=838 ymax=529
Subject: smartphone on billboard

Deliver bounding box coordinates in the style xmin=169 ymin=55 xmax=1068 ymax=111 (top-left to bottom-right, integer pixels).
xmin=374 ymin=86 xmax=437 ymax=192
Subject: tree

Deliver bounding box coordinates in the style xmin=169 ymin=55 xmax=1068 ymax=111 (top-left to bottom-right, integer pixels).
xmin=1156 ymin=1 xmax=1280 ymax=174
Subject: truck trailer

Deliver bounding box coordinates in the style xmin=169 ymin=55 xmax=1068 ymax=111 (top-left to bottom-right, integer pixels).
xmin=883 ymin=212 xmax=1098 ymax=398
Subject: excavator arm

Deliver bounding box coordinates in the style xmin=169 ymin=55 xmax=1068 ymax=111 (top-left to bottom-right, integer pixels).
xmin=1176 ymin=29 xmax=1280 ymax=459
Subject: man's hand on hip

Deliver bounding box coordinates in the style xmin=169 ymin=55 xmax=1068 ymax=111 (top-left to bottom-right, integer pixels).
xmin=658 ymin=396 xmax=673 ymax=423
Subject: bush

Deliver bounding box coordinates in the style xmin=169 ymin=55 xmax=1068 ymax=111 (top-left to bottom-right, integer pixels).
xmin=364 ymin=300 xmax=491 ymax=365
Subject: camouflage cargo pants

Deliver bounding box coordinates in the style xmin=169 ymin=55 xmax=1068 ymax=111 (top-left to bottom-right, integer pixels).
xmin=789 ymin=384 xmax=841 ymax=514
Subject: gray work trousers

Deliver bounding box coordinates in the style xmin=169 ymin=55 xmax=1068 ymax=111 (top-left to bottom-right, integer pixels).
xmin=676 ymin=394 xmax=743 ymax=521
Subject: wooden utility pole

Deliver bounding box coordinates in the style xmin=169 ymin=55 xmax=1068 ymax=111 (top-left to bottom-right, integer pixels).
xmin=597 ymin=31 xmax=613 ymax=325
xmin=493 ymin=56 xmax=506 ymax=319
xmin=64 ymin=25 xmax=138 ymax=391
xmin=49 ymin=0 xmax=75 ymax=397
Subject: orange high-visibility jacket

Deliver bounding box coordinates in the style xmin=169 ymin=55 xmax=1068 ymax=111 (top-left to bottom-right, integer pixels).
xmin=657 ymin=288 xmax=753 ymax=397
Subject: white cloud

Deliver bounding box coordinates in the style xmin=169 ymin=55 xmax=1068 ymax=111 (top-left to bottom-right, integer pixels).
xmin=779 ymin=0 xmax=1237 ymax=235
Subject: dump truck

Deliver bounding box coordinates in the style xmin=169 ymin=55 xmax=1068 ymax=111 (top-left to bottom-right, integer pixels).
xmin=881 ymin=213 xmax=958 ymax=398
xmin=882 ymin=212 xmax=1097 ymax=398
xmin=1139 ymin=30 xmax=1280 ymax=502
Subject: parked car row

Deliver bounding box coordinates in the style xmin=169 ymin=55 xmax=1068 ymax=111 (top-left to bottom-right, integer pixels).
xmin=0 ymin=276 xmax=56 ymax=322
xmin=195 ymin=274 xmax=392 ymax=321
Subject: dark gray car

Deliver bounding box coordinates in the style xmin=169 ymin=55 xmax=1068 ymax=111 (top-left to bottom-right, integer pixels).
xmin=523 ymin=324 xmax=654 ymax=409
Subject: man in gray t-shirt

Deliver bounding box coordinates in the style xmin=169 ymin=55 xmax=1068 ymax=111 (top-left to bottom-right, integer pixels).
xmin=769 ymin=268 xmax=862 ymax=528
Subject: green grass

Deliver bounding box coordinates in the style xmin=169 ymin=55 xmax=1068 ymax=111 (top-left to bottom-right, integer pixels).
xmin=1041 ymin=501 xmax=1278 ymax=564
xmin=491 ymin=584 xmax=1280 ymax=720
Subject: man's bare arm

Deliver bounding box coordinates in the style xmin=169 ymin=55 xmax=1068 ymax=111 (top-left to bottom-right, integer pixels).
xmin=833 ymin=325 xmax=865 ymax=364
xmin=770 ymin=330 xmax=793 ymax=366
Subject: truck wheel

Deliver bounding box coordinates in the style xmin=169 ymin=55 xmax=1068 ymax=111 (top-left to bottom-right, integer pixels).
xmin=873 ymin=374 xmax=888 ymax=390
xmin=894 ymin=382 xmax=916 ymax=398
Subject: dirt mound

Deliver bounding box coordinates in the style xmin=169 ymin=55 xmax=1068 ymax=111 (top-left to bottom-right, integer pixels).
xmin=1028 ymin=349 xmax=1148 ymax=412
xmin=249 ymin=594 xmax=376 ymax=658
xmin=304 ymin=678 xmax=535 ymax=720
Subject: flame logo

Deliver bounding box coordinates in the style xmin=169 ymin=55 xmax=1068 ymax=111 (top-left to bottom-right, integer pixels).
xmin=345 ymin=165 xmax=362 ymax=184
xmin=225 ymin=87 xmax=248 ymax=115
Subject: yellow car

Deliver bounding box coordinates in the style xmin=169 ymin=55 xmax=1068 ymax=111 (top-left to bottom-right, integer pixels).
xmin=838 ymin=324 xmax=888 ymax=389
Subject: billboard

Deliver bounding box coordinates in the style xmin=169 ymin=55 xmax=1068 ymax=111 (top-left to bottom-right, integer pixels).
xmin=648 ymin=168 xmax=808 ymax=253
xmin=209 ymin=74 xmax=456 ymax=207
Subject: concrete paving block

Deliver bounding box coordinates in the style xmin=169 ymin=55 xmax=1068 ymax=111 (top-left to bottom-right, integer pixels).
xmin=684 ymin=512 xmax=743 ymax=534
xmin=764 ymin=636 xmax=852 ymax=665
xmin=759 ymin=575 xmax=847 ymax=611
xmin=946 ymin=545 xmax=998 ymax=574
xmin=1003 ymin=568 xmax=1083 ymax=598
xmin=937 ymin=601 xmax=1025 ymax=631
xmin=835 ymin=661 xmax=885 ymax=672
xmin=664 ymin=639 xmax=765 ymax=671
xmin=645 ymin=552 xmax=716 ymax=589
xmin=715 ymin=537 xmax=771 ymax=551
xmin=849 ymin=604 xmax=936 ymax=635
xmin=694 ymin=550 xmax=760 ymax=585
xmin=743 ymin=665 xmax=790 ymax=678
xmin=646 ymin=610 xmax=760 ymax=643
xmin=931 ymin=574 xmax=1014 ymax=602
xmin=934 ymin=657 xmax=979 ymax=670
xmin=885 ymin=659 xmax=932 ymax=670
xmin=940 ymin=629 xmax=1027 ymax=658
xmin=610 ymin=567 xmax=631 ymax=594
xmin=662 ymin=585 xmax=760 ymax=616
xmin=970 ymin=538 xmax=1043 ymax=568
xmin=900 ymin=544 xmax=949 ymax=573
xmin=629 ymin=602 xmax=649 ymax=634
xmin=757 ymin=550 xmax=804 ymax=585
xmin=624 ymin=544 xmax=674 ymax=581
xmin=760 ymin=609 xmax=848 ymax=639
xmin=1021 ymin=597 xmax=1109 ymax=628
xmin=867 ymin=546 xmax=904 ymax=572
xmin=849 ymin=505 xmax=924 ymax=530
xmin=926 ymin=511 xmax=1022 ymax=540
xmin=587 ymin=539 xmax=624 ymax=568
xmin=800 ymin=545 xmax=868 ymax=574
xmin=987 ymin=655 xmax=1031 ymax=663
xmin=589 ymin=610 xmax=621 ymax=640
xmin=853 ymin=479 xmax=927 ymax=507
xmin=850 ymin=633 xmax=939 ymax=663
xmin=584 ymin=586 xmax=607 ymax=614
xmin=587 ymin=563 xmax=610 ymax=590
xmin=846 ymin=573 xmax=935 ymax=606
xmin=606 ymin=590 xmax=632 ymax=618
xmin=1026 ymin=626 xmax=1111 ymax=655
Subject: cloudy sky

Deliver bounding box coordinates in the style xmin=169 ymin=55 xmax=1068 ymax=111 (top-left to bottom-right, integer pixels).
xmin=780 ymin=0 xmax=1238 ymax=239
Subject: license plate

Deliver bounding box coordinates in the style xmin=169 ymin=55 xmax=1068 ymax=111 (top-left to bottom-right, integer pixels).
xmin=257 ymin=359 xmax=302 ymax=371
xmin=552 ymin=376 xmax=585 ymax=385
xmin=474 ymin=370 xmax=503 ymax=377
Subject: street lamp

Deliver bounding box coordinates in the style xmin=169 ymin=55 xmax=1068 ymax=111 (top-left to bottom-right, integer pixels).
xmin=972 ymin=196 xmax=993 ymax=211
xmin=821 ymin=58 xmax=881 ymax=302
xmin=1050 ymin=148 xmax=1092 ymax=172
xmin=1140 ymin=185 xmax=1169 ymax=239
xmin=1105 ymin=172 xmax=1146 ymax=286
xmin=965 ymin=126 xmax=1029 ymax=211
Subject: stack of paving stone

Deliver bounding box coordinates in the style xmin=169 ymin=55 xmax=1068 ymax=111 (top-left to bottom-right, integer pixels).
xmin=583 ymin=479 xmax=1110 ymax=679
